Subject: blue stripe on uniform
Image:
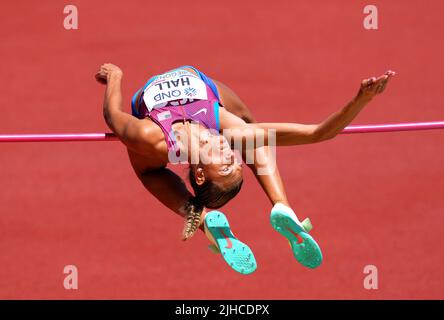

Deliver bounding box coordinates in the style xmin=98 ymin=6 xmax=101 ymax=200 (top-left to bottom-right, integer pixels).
xmin=131 ymin=89 xmax=141 ymax=118
xmin=131 ymin=76 xmax=158 ymax=118
xmin=213 ymin=101 xmax=220 ymax=131
xmin=179 ymin=65 xmax=220 ymax=100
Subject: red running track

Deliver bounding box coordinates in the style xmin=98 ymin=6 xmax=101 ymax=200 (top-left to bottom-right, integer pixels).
xmin=0 ymin=0 xmax=443 ymax=299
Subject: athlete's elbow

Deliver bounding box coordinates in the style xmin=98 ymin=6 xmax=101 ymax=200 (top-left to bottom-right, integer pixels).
xmin=103 ymin=116 xmax=115 ymax=135
xmin=103 ymin=108 xmax=116 ymax=131
xmin=312 ymin=127 xmax=336 ymax=143
xmin=317 ymin=134 xmax=335 ymax=143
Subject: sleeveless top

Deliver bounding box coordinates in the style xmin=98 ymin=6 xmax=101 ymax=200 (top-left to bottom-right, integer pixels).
xmin=131 ymin=66 xmax=222 ymax=158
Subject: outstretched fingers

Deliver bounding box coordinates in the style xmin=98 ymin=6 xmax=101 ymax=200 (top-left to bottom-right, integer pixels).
xmin=361 ymin=70 xmax=396 ymax=97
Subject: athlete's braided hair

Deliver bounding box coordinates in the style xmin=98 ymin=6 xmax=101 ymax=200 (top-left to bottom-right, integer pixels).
xmin=182 ymin=196 xmax=204 ymax=241
xmin=181 ymin=169 xmax=243 ymax=241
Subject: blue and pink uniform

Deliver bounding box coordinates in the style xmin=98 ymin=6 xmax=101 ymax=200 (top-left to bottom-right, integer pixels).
xmin=131 ymin=66 xmax=222 ymax=155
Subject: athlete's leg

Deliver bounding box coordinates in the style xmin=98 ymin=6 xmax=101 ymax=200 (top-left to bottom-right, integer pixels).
xmin=213 ymin=79 xmax=290 ymax=207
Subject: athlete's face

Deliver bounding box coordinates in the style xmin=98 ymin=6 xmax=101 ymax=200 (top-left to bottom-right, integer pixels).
xmin=196 ymin=132 xmax=243 ymax=186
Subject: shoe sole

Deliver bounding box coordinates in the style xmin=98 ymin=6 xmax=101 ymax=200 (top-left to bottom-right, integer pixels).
xmin=205 ymin=211 xmax=257 ymax=275
xmin=270 ymin=209 xmax=323 ymax=268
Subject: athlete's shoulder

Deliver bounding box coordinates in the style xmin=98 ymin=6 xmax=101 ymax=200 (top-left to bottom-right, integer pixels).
xmin=125 ymin=119 xmax=165 ymax=154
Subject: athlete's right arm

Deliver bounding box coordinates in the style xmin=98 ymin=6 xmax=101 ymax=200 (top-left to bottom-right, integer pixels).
xmin=96 ymin=63 xmax=154 ymax=152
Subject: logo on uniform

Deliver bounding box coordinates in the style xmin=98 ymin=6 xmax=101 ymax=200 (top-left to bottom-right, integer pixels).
xmin=184 ymin=87 xmax=198 ymax=97
xmin=158 ymin=110 xmax=172 ymax=121
xmin=191 ymin=108 xmax=207 ymax=116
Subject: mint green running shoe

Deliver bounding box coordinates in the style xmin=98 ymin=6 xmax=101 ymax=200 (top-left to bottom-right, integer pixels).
xmin=270 ymin=203 xmax=323 ymax=268
xmin=204 ymin=210 xmax=257 ymax=275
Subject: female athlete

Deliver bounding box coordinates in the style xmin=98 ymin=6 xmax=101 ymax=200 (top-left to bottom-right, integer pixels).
xmin=95 ymin=64 xmax=395 ymax=274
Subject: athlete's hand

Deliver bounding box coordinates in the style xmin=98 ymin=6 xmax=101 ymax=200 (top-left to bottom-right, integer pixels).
xmin=357 ymin=70 xmax=396 ymax=101
xmin=95 ymin=63 xmax=123 ymax=85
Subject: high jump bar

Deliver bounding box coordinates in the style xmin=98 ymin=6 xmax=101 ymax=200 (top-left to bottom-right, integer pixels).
xmin=0 ymin=121 xmax=443 ymax=143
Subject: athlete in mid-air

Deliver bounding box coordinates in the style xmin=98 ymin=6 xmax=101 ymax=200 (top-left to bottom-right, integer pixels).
xmin=96 ymin=63 xmax=395 ymax=274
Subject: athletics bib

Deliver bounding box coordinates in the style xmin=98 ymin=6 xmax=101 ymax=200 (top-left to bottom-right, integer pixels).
xmin=143 ymin=69 xmax=208 ymax=111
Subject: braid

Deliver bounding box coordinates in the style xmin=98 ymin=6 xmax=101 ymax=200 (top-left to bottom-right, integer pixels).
xmin=181 ymin=166 xmax=244 ymax=240
xmin=181 ymin=196 xmax=204 ymax=241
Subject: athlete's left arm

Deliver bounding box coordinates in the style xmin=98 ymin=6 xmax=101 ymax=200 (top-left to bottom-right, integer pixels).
xmin=219 ymin=108 xmax=320 ymax=146
xmin=219 ymin=70 xmax=396 ymax=147
xmin=96 ymin=63 xmax=147 ymax=147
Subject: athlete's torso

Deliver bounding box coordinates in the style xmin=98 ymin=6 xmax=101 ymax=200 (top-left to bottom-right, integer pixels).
xmin=131 ymin=66 xmax=222 ymax=160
